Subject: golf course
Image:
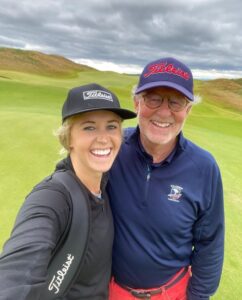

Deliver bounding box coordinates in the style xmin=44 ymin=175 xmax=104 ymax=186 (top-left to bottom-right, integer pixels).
xmin=0 ymin=48 xmax=242 ymax=299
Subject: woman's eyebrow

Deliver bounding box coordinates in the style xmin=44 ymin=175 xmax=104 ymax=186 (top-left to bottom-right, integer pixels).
xmin=107 ymin=119 xmax=120 ymax=123
xmin=80 ymin=120 xmax=96 ymax=125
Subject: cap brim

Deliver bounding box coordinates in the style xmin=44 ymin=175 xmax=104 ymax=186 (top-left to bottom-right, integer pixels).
xmin=135 ymin=81 xmax=194 ymax=101
xmin=104 ymin=108 xmax=137 ymax=119
xmin=63 ymin=107 xmax=136 ymax=122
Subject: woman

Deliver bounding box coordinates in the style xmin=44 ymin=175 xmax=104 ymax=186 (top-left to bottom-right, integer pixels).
xmin=0 ymin=83 xmax=136 ymax=300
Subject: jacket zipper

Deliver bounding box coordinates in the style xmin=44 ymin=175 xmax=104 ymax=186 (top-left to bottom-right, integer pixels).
xmin=144 ymin=164 xmax=151 ymax=205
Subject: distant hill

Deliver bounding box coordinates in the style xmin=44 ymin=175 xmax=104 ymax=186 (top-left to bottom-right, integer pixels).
xmin=197 ymin=78 xmax=242 ymax=112
xmin=0 ymin=47 xmax=96 ymax=77
xmin=1 ymin=47 xmax=242 ymax=112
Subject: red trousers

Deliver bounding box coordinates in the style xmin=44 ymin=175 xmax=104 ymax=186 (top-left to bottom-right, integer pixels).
xmin=109 ymin=267 xmax=191 ymax=300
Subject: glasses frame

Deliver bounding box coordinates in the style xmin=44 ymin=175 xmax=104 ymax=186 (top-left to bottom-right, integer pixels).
xmin=142 ymin=93 xmax=189 ymax=112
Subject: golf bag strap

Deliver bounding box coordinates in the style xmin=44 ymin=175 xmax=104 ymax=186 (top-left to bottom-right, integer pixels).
xmin=40 ymin=170 xmax=90 ymax=299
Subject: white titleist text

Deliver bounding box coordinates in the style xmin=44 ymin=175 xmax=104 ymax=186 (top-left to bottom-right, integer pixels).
xmin=83 ymin=90 xmax=113 ymax=101
xmin=48 ymin=253 xmax=75 ymax=294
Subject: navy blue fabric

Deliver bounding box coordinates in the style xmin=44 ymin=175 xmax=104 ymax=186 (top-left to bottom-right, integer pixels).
xmin=108 ymin=127 xmax=224 ymax=299
xmin=135 ymin=57 xmax=194 ymax=101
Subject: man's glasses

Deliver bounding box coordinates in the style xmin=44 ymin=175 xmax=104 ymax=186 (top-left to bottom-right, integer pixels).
xmin=143 ymin=93 xmax=189 ymax=112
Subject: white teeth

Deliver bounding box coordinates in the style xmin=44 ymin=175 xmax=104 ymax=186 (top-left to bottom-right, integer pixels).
xmin=152 ymin=121 xmax=170 ymax=128
xmin=91 ymin=148 xmax=111 ymax=156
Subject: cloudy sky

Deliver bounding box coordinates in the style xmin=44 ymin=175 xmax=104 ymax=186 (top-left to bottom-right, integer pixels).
xmin=0 ymin=0 xmax=242 ymax=79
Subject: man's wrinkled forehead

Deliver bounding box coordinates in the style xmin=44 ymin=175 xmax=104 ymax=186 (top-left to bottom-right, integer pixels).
xmin=143 ymin=86 xmax=188 ymax=97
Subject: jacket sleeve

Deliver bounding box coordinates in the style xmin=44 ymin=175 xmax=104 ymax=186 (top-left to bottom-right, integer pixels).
xmin=188 ymin=163 xmax=224 ymax=300
xmin=0 ymin=188 xmax=69 ymax=300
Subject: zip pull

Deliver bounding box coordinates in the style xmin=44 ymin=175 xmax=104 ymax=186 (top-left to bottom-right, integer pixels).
xmin=142 ymin=165 xmax=151 ymax=206
xmin=147 ymin=165 xmax=151 ymax=181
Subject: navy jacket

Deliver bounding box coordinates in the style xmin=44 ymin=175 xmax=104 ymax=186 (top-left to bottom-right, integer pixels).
xmin=108 ymin=127 xmax=224 ymax=300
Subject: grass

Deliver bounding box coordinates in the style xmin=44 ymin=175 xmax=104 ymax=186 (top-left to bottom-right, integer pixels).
xmin=184 ymin=101 xmax=242 ymax=299
xmin=0 ymin=68 xmax=242 ymax=299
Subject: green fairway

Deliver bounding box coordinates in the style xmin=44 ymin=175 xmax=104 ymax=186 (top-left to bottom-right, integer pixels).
xmin=0 ymin=69 xmax=242 ymax=299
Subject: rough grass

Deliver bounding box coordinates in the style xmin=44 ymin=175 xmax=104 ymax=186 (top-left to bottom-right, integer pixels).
xmin=196 ymin=78 xmax=242 ymax=112
xmin=0 ymin=47 xmax=95 ymax=77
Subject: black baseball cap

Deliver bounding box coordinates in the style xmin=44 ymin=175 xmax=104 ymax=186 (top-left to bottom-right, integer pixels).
xmin=62 ymin=83 xmax=136 ymax=122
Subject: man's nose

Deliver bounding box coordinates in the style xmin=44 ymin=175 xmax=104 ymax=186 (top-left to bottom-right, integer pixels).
xmin=156 ymin=98 xmax=172 ymax=114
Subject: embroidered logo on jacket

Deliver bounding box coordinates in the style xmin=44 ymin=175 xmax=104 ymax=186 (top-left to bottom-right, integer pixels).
xmin=168 ymin=185 xmax=183 ymax=202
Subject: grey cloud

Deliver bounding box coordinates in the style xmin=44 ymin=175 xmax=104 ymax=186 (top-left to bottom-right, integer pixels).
xmin=0 ymin=0 xmax=241 ymax=73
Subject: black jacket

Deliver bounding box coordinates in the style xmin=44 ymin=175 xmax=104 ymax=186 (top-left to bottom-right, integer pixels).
xmin=0 ymin=157 xmax=114 ymax=299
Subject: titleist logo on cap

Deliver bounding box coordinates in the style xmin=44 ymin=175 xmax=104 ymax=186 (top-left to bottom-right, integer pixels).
xmin=83 ymin=90 xmax=113 ymax=101
xmin=144 ymin=63 xmax=190 ymax=80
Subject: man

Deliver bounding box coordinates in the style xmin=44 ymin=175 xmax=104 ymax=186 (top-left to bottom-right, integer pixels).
xmin=108 ymin=57 xmax=224 ymax=300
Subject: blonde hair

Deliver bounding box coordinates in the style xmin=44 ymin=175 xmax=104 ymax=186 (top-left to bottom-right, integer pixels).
xmin=55 ymin=115 xmax=81 ymax=154
xmin=55 ymin=112 xmax=125 ymax=155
